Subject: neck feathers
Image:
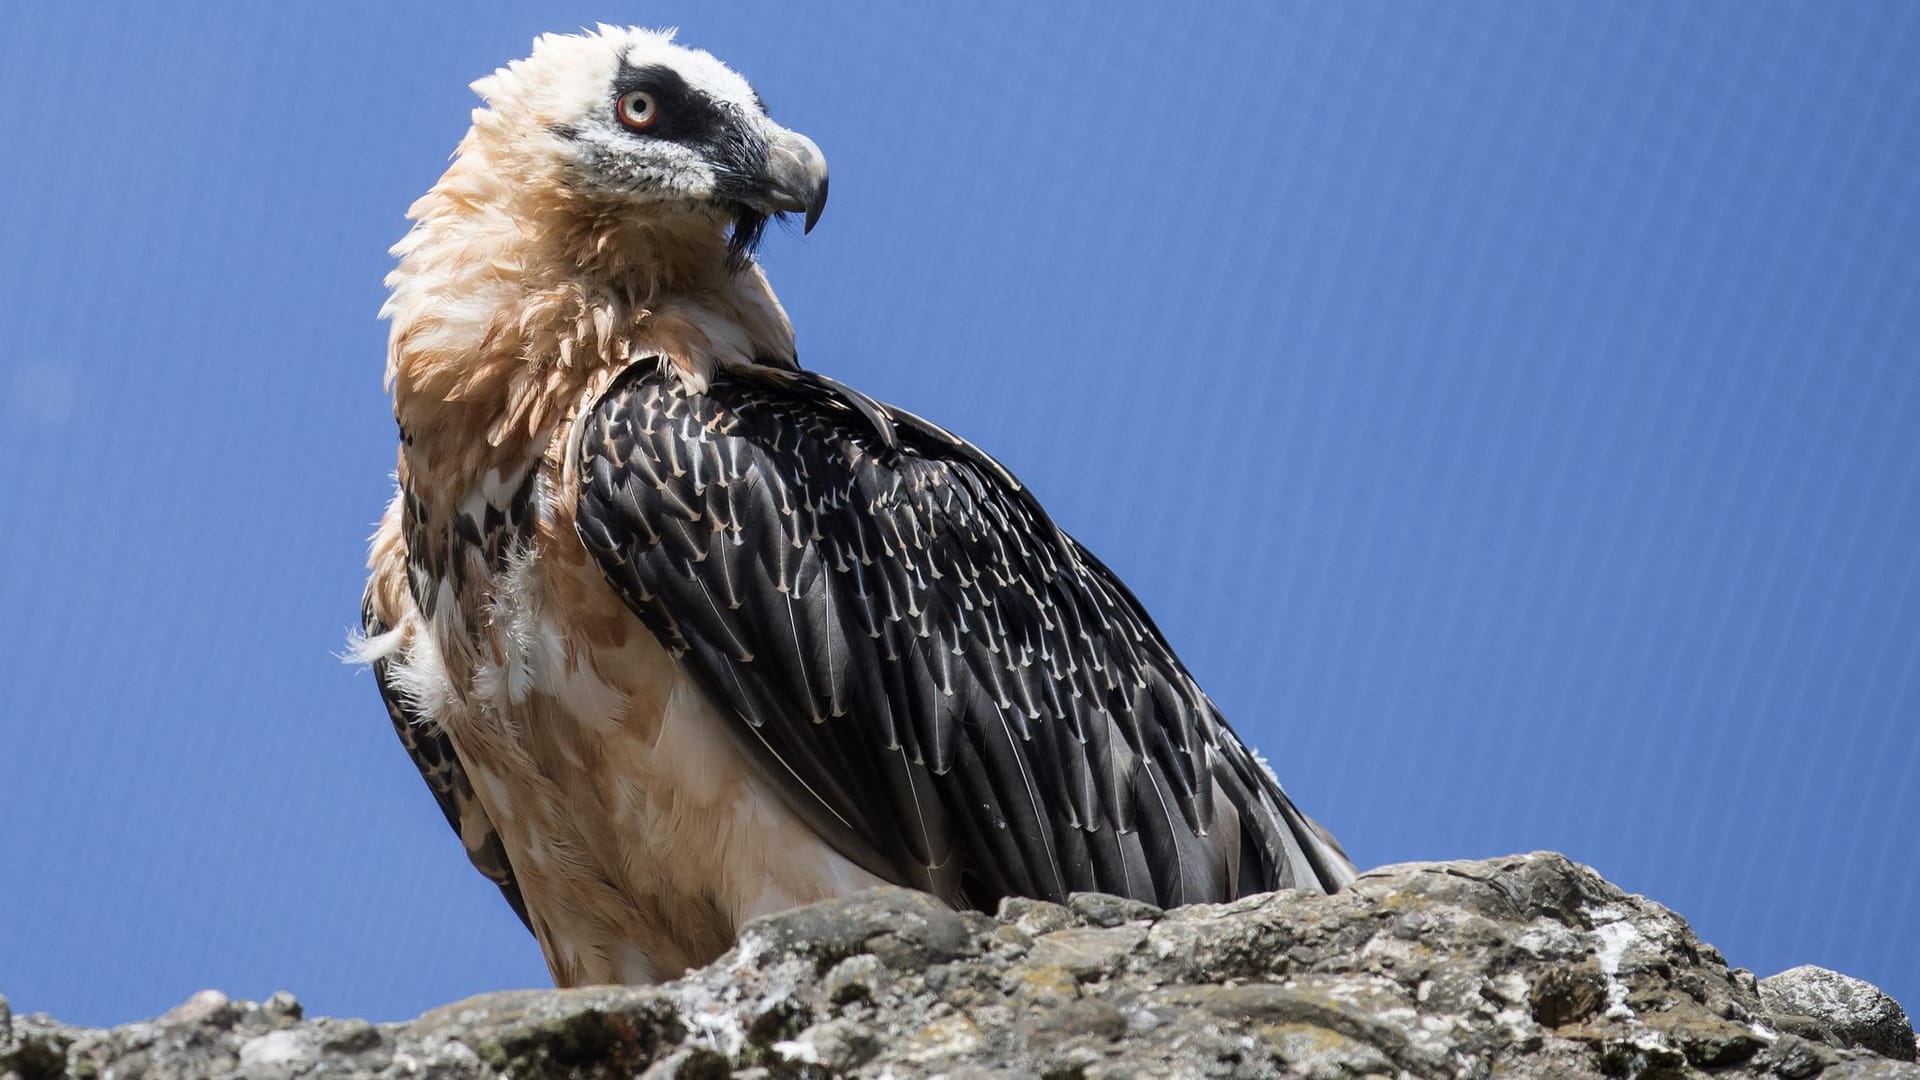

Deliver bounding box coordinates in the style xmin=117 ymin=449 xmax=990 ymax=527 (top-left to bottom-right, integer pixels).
xmin=382 ymin=130 xmax=797 ymax=489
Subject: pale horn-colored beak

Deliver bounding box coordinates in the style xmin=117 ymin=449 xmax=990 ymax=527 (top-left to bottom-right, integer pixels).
xmin=758 ymin=128 xmax=830 ymax=234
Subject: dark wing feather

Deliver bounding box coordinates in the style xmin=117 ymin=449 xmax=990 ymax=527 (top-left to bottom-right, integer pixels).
xmin=362 ymin=599 xmax=531 ymax=930
xmin=576 ymin=363 xmax=1355 ymax=909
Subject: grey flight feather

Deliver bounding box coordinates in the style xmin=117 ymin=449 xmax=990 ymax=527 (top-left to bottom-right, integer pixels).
xmin=574 ymin=361 xmax=1356 ymax=910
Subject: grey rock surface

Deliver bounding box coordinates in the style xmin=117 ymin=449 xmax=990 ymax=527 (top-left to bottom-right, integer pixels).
xmin=1761 ymin=965 xmax=1917 ymax=1063
xmin=3 ymin=853 xmax=1914 ymax=1079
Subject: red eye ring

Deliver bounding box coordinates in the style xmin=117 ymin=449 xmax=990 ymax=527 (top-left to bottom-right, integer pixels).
xmin=616 ymin=90 xmax=658 ymax=131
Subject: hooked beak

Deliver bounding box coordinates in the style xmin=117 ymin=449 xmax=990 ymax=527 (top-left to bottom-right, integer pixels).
xmin=756 ymin=127 xmax=830 ymax=234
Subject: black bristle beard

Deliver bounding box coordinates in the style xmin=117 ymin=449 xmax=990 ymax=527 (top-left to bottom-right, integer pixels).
xmin=726 ymin=206 xmax=771 ymax=271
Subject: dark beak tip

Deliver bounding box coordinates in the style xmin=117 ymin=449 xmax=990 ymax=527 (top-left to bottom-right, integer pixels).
xmin=803 ymin=177 xmax=828 ymax=234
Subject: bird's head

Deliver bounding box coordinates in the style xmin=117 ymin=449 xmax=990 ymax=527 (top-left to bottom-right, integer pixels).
xmin=466 ymin=25 xmax=828 ymax=267
xmin=385 ymin=27 xmax=819 ymax=458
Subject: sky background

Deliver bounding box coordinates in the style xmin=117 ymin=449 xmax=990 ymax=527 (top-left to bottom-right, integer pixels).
xmin=1 ymin=2 xmax=1915 ymax=1028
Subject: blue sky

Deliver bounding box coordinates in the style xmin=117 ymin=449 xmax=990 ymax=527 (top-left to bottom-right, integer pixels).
xmin=1 ymin=2 xmax=1915 ymax=1026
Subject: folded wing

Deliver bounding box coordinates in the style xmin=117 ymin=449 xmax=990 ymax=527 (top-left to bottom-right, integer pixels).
xmin=575 ymin=362 xmax=1355 ymax=909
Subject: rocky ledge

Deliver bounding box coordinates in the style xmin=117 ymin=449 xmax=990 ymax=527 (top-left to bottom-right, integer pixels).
xmin=4 ymin=853 xmax=1914 ymax=1079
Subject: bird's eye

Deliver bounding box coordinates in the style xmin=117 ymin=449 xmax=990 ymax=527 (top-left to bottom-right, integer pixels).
xmin=616 ymin=90 xmax=658 ymax=131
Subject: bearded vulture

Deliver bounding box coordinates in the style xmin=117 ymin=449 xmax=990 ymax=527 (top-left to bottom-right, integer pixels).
xmin=358 ymin=25 xmax=1356 ymax=986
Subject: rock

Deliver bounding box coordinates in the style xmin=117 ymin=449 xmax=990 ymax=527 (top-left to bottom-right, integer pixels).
xmin=263 ymin=990 xmax=304 ymax=1027
xmin=1028 ymin=925 xmax=1147 ymax=979
xmin=158 ymin=988 xmax=232 ymax=1026
xmin=3 ymin=853 xmax=1915 ymax=1078
xmin=996 ymin=895 xmax=1074 ymax=939
xmin=1762 ymin=965 xmax=1917 ymax=1062
xmin=1067 ymin=891 xmax=1163 ymax=928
